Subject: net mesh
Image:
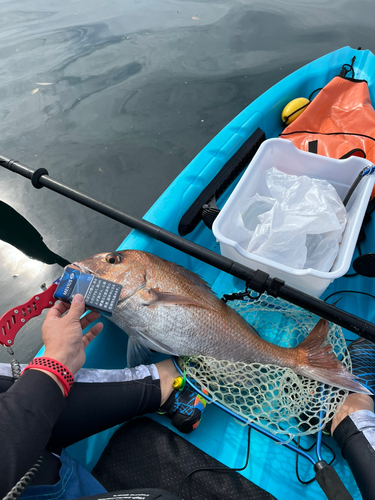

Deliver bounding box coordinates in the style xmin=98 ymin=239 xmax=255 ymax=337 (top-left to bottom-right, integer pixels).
xmin=177 ymin=293 xmax=350 ymax=439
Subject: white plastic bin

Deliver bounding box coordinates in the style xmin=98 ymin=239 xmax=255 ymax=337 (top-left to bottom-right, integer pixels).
xmin=212 ymin=139 xmax=375 ymax=297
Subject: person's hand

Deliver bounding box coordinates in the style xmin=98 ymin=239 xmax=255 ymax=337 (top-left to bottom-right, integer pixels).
xmin=41 ymin=294 xmax=103 ymax=376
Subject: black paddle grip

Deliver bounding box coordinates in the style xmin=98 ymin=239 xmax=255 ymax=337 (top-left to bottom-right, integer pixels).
xmin=314 ymin=460 xmax=353 ymax=500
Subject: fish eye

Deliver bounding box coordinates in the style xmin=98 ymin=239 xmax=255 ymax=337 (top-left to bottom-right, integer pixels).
xmin=105 ymin=253 xmax=122 ymax=264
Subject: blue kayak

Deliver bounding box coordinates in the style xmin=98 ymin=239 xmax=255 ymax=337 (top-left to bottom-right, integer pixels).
xmin=65 ymin=46 xmax=375 ymax=500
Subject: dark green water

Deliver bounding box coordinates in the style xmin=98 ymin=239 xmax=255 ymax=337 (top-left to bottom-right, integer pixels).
xmin=1 ymin=0 xmax=375 ymax=362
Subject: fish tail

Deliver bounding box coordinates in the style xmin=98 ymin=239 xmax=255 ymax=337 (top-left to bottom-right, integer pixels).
xmin=293 ymin=319 xmax=371 ymax=395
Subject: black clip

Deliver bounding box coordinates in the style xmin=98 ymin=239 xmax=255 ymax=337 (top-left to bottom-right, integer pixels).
xmin=267 ymin=277 xmax=285 ymax=298
xmin=221 ymin=289 xmax=259 ymax=303
xmin=246 ymin=269 xmax=270 ymax=295
xmin=221 ymin=269 xmax=270 ymax=303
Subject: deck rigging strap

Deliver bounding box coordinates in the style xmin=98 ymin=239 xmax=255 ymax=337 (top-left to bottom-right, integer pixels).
xmin=1 ymin=154 xmax=375 ymax=341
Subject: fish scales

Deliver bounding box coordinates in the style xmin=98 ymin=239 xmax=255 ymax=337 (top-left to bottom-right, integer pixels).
xmin=71 ymin=249 xmax=371 ymax=394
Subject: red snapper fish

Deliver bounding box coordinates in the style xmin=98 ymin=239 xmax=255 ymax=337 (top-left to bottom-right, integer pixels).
xmin=71 ymin=249 xmax=370 ymax=394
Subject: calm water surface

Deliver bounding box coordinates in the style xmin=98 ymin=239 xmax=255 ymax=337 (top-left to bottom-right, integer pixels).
xmin=1 ymin=0 xmax=375 ymax=362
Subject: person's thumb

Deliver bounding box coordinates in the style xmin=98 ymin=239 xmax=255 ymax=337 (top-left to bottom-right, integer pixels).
xmin=68 ymin=294 xmax=85 ymax=319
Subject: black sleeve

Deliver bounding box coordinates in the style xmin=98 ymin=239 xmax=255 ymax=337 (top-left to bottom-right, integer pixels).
xmin=0 ymin=369 xmax=66 ymax=497
xmin=333 ymin=414 xmax=375 ymax=500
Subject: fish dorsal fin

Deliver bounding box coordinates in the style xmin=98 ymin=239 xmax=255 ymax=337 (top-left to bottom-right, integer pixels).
xmin=146 ymin=253 xmax=214 ymax=294
xmin=167 ymin=262 xmax=214 ymax=293
xmin=138 ymin=288 xmax=209 ymax=309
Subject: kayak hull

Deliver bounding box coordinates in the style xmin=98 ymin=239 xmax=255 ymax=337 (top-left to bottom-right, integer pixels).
xmin=68 ymin=46 xmax=375 ymax=500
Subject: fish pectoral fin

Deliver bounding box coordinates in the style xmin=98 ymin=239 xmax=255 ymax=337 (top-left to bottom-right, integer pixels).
xmin=138 ymin=288 xmax=209 ymax=309
xmin=134 ymin=327 xmax=179 ymax=358
xmin=127 ymin=338 xmax=153 ymax=368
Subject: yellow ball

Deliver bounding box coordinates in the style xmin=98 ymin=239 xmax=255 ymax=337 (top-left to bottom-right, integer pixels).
xmin=281 ymin=97 xmax=310 ymax=125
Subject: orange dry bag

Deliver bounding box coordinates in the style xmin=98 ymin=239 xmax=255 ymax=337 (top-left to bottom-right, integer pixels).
xmin=280 ymin=60 xmax=375 ymax=199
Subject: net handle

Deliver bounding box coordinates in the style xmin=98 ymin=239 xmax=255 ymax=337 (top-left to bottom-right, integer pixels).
xmin=314 ymin=461 xmax=353 ymax=500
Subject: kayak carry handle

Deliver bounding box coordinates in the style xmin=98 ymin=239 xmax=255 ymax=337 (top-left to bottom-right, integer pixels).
xmin=2 ymin=153 xmax=375 ymax=341
xmin=178 ymin=127 xmax=265 ymax=236
xmin=314 ymin=460 xmax=353 ymax=500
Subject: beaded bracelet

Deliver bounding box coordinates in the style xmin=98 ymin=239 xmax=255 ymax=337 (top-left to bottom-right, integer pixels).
xmin=22 ymin=357 xmax=74 ymax=397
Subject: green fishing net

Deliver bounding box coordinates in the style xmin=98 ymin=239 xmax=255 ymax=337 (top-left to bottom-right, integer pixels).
xmin=178 ymin=293 xmax=350 ymax=439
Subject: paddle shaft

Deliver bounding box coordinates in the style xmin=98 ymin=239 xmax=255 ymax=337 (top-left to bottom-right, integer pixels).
xmin=1 ymin=154 xmax=375 ymax=341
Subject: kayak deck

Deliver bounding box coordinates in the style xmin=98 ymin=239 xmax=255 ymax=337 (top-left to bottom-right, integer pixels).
xmin=68 ymin=46 xmax=375 ymax=499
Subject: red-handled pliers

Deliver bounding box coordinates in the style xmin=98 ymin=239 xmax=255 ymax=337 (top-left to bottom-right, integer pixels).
xmin=0 ymin=279 xmax=60 ymax=347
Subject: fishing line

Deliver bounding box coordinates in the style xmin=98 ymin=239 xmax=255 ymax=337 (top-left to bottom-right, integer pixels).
xmin=178 ymin=425 xmax=251 ymax=499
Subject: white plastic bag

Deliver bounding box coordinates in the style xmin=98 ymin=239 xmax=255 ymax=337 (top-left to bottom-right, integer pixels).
xmin=230 ymin=167 xmax=347 ymax=271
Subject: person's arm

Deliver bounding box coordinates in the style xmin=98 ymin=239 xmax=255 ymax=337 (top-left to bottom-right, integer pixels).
xmin=0 ymin=369 xmax=66 ymax=495
xmin=0 ymin=294 xmax=103 ymax=496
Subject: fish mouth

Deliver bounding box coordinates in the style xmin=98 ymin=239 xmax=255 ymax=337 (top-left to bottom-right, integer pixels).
xmin=69 ymin=263 xmax=94 ymax=275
